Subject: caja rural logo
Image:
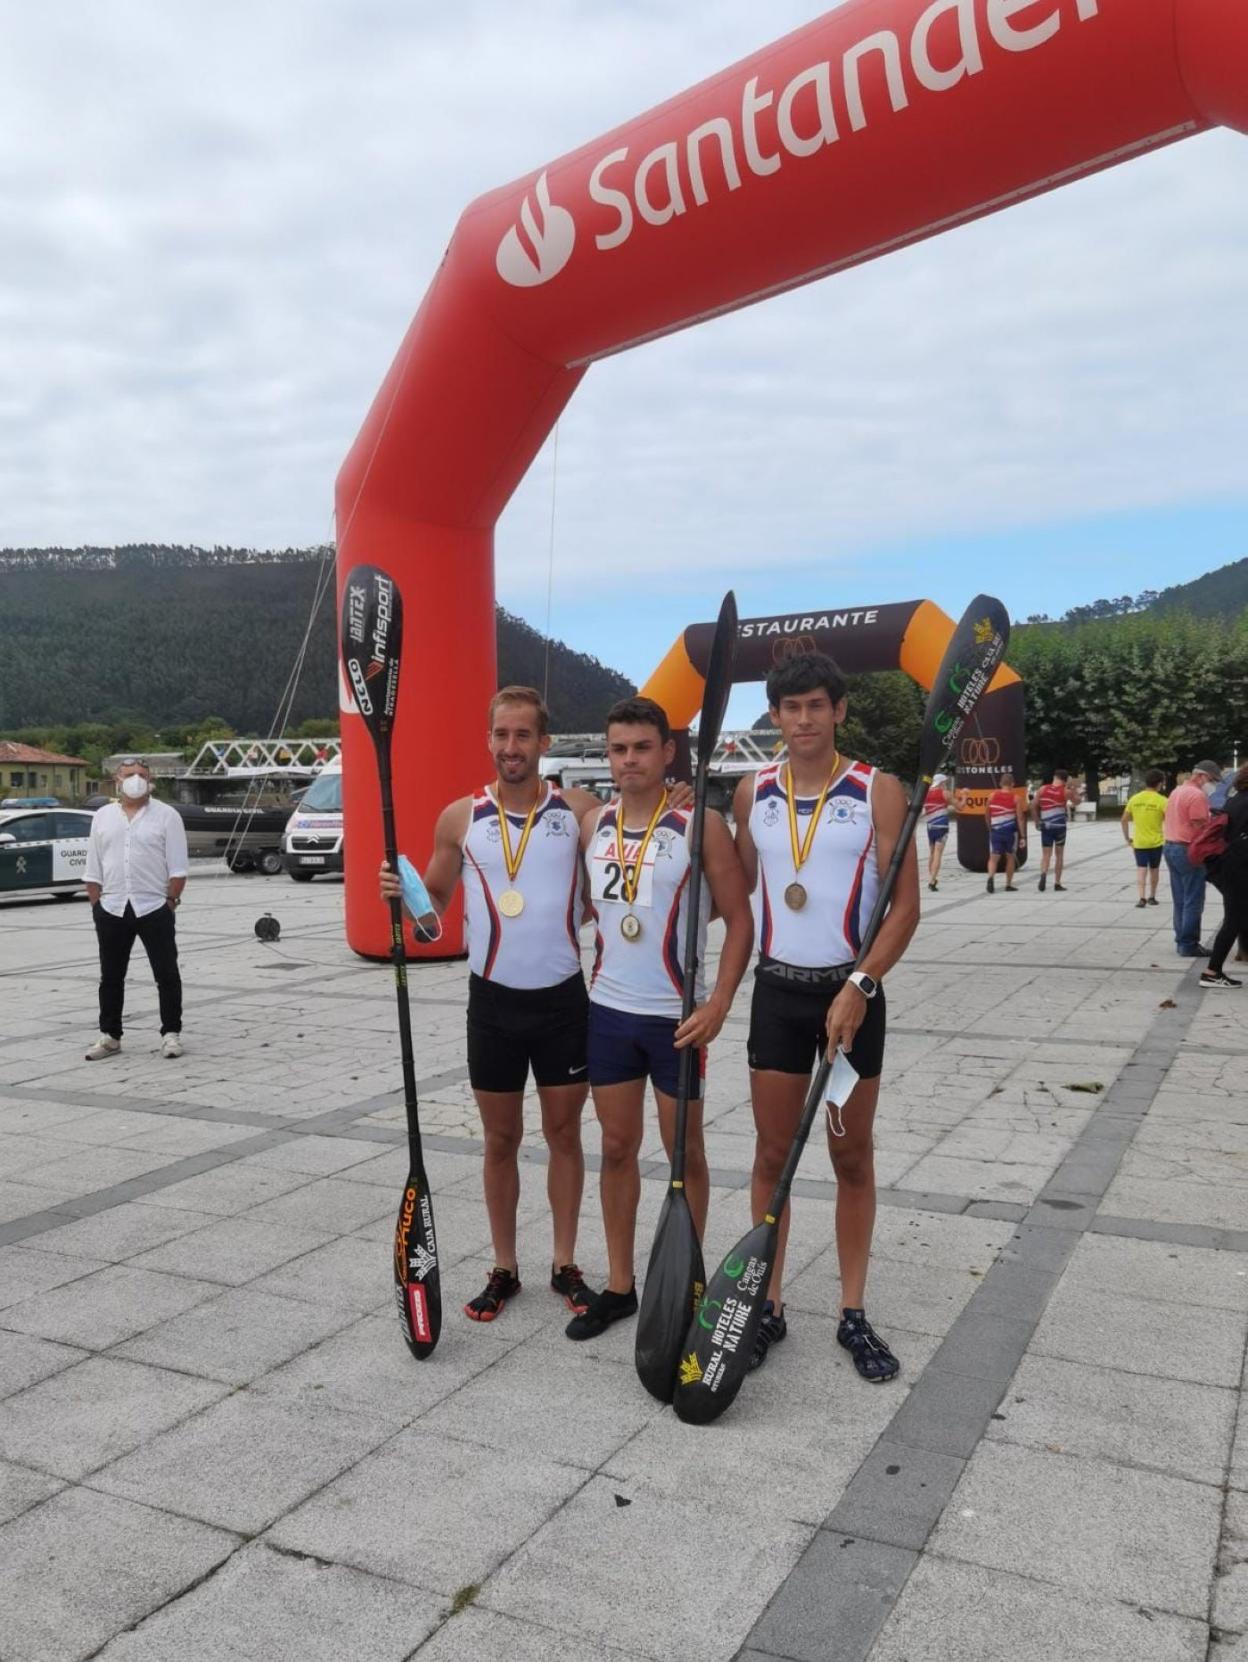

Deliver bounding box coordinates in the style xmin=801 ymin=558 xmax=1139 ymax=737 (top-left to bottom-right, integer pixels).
xmin=496 ymin=0 xmax=1102 ymax=289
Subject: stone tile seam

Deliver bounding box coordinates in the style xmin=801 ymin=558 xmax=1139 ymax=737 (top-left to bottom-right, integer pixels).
xmin=741 ymin=964 xmax=1207 ymax=1661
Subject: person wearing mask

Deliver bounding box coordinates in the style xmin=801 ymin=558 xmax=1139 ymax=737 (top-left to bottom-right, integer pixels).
xmin=83 ymin=760 xmax=188 ymax=1059
xmin=1201 ymin=763 xmax=1248 ymax=990
xmin=923 ymin=773 xmax=954 ymax=891
xmin=1161 ymin=760 xmax=1223 ymax=958
xmin=1121 ymin=770 xmax=1167 ymax=908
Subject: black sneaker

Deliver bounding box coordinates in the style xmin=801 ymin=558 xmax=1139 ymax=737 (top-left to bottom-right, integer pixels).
xmin=1147 ymin=897 xmax=1160 ymax=907
xmin=464 ymin=1266 xmax=520 ymax=1323
xmin=1200 ymin=971 xmax=1242 ymax=990
xmin=986 ymin=876 xmax=995 ymax=894
xmin=551 ymin=1263 xmax=595 ymax=1315
xmin=565 ymin=1284 xmax=637 ymax=1340
xmin=1038 ymin=872 xmax=1047 ymax=892
xmin=748 ymin=1301 xmax=788 ymax=1371
xmin=1136 ymin=898 xmax=1147 ymax=909
xmin=1054 ymin=883 xmax=1067 ymax=892
xmin=928 ymin=880 xmax=937 ymax=891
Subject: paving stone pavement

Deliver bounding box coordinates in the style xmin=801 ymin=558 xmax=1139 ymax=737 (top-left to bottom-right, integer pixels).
xmin=0 ymin=822 xmax=1245 ymax=1660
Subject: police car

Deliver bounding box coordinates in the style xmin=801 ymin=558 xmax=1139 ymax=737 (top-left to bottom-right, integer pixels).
xmin=0 ymin=807 xmax=95 ymax=902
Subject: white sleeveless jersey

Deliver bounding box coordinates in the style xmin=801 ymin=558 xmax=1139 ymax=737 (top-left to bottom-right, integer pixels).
xmin=461 ymin=783 xmax=582 ymax=988
xmin=748 ymin=759 xmax=880 ymax=969
xmin=587 ymin=800 xmax=708 ymax=1020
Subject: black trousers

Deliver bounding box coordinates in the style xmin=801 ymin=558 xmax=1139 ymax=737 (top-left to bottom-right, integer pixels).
xmin=94 ymin=902 xmax=182 ymax=1038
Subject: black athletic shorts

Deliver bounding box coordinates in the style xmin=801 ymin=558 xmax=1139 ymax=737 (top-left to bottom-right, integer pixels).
xmin=466 ymin=971 xmax=589 ymax=1094
xmin=746 ymin=959 xmax=886 ymax=1081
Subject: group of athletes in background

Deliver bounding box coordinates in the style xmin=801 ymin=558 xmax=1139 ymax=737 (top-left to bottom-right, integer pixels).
xmin=382 ymin=653 xmax=916 ymax=1385
xmin=922 ymin=768 xmax=1077 ymax=894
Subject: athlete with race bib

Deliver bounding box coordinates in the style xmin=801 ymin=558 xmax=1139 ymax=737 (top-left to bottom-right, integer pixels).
xmin=1032 ymin=769 xmax=1073 ymax=892
xmin=923 ymin=773 xmax=954 ymax=891
xmin=380 ymin=687 xmax=685 ymax=1326
xmin=569 ymin=696 xmax=754 ymax=1342
xmin=734 ymin=652 xmax=920 ymax=1381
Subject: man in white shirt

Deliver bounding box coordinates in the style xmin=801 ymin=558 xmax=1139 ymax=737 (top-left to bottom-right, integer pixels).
xmin=84 ymin=759 xmax=189 ymax=1060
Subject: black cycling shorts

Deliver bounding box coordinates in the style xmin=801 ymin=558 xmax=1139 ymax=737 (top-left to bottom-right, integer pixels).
xmin=746 ymin=962 xmax=886 ymax=1081
xmin=466 ymin=971 xmax=589 ymax=1094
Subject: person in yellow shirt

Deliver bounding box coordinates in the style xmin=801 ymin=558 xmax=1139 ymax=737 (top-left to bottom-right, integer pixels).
xmin=1122 ymin=770 xmax=1168 ymax=907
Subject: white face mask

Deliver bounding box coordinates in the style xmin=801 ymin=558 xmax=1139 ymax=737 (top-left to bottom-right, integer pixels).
xmin=1201 ymin=779 xmax=1218 ymax=798
xmin=120 ymin=774 xmax=149 ymax=801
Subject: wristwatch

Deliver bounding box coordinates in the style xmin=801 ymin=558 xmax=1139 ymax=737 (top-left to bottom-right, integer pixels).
xmin=847 ymin=970 xmax=878 ymax=1000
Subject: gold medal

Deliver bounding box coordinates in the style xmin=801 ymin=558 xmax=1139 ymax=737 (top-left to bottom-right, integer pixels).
xmin=493 ymin=784 xmax=540 ymax=919
xmin=620 ymin=912 xmax=643 ymax=941
xmin=784 ymin=753 xmax=841 ymax=901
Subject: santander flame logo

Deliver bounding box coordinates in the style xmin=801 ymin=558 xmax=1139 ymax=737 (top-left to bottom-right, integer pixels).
xmin=496 ymin=171 xmax=575 ymax=288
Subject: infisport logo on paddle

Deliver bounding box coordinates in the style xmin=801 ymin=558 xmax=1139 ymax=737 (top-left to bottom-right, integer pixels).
xmin=496 ymin=0 xmax=1101 ymax=288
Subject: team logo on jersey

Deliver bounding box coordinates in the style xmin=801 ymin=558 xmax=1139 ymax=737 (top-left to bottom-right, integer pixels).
xmin=544 ymin=813 xmax=571 ymax=838
xmin=652 ymin=828 xmax=675 ymax=859
xmin=828 ymin=795 xmax=864 ymax=825
xmin=762 ymin=799 xmax=781 ymax=827
xmin=485 ymin=820 xmax=502 ymax=843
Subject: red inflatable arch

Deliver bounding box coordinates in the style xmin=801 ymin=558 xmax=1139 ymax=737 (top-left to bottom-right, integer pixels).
xmin=337 ymin=0 xmax=1248 ymax=957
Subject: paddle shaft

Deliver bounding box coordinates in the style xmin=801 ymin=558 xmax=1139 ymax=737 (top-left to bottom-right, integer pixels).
xmin=377 ymin=746 xmax=423 ymax=1173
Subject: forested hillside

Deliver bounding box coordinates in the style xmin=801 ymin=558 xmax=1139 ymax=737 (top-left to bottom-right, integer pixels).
xmin=0 ymin=546 xmax=632 ymax=732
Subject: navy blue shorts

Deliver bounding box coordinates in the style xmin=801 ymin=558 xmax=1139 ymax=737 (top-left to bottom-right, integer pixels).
xmin=1134 ymin=846 xmax=1163 ymax=869
xmin=989 ymin=824 xmax=1017 ymax=855
xmin=1039 ymin=824 xmax=1067 ymax=848
xmin=926 ymin=825 xmax=948 ymax=845
xmin=587 ymin=1002 xmax=703 ymax=1099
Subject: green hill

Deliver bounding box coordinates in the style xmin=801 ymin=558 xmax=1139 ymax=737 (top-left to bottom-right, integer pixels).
xmin=0 ymin=546 xmax=632 ymax=733
xmin=1151 ymin=556 xmax=1248 ymax=618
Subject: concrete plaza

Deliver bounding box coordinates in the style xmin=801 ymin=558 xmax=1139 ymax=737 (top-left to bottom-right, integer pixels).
xmin=0 ymin=818 xmax=1245 ymax=1661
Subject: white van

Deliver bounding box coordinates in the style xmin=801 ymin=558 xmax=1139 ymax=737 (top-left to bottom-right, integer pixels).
xmin=281 ymin=757 xmax=343 ymax=880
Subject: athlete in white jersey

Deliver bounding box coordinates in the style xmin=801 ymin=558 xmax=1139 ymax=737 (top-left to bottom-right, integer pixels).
xmin=734 ymin=652 xmax=919 ymax=1381
xmin=567 ymin=696 xmax=753 ymax=1341
xmin=381 ymin=686 xmax=626 ymax=1327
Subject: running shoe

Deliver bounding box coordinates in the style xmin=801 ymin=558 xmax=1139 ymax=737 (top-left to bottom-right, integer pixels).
xmin=1147 ymin=897 xmax=1160 ymax=907
xmin=986 ymin=877 xmax=995 ymax=894
xmin=550 ymin=1263 xmax=595 ymax=1315
xmin=1136 ymin=899 xmax=1147 ymax=909
xmin=565 ymin=1284 xmax=636 ymax=1340
xmin=1200 ymin=972 xmax=1242 ymax=990
xmin=1038 ymin=872 xmax=1047 ymax=892
xmin=84 ymin=1034 xmax=121 ymax=1061
xmin=748 ymin=1301 xmax=788 ymax=1371
xmin=928 ymin=881 xmax=937 ymax=891
xmin=464 ymin=1266 xmax=521 ymax=1322
xmin=1054 ymin=884 xmax=1067 ymax=891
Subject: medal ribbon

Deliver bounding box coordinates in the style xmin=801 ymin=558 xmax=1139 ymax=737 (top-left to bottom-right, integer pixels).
xmin=785 ymin=753 xmax=841 ymax=876
xmin=616 ymin=791 xmax=668 ymax=907
xmin=494 ymin=787 xmax=541 ymax=884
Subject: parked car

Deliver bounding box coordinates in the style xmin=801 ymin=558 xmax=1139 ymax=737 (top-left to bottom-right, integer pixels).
xmin=0 ymin=807 xmax=94 ymax=901
xmin=281 ymin=758 xmax=343 ymax=880
xmin=0 ymin=796 xmax=61 ymax=809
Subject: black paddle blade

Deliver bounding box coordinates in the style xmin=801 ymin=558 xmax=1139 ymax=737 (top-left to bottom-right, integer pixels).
xmin=697 ymin=590 xmax=738 ymax=770
xmin=340 ymin=564 xmax=403 ymax=743
xmin=393 ymin=1169 xmax=441 ymax=1360
xmin=635 ymin=1189 xmax=706 ymax=1402
xmin=920 ymin=597 xmax=1009 ymax=778
xmin=671 ymin=1218 xmax=778 ymax=1425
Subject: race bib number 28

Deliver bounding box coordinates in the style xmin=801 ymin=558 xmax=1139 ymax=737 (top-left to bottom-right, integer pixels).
xmin=590 ymin=836 xmax=657 ymax=909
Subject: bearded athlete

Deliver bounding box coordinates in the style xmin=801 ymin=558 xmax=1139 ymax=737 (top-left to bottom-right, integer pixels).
xmin=380 ymin=686 xmax=687 ymax=1326
xmin=734 ymin=652 xmax=919 ymax=1381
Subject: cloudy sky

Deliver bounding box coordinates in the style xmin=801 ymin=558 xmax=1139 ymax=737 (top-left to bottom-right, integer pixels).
xmin=6 ymin=0 xmax=1248 ymax=720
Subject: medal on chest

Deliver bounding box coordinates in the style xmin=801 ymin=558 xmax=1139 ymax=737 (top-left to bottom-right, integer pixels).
xmin=784 ymin=754 xmax=841 ymax=910
xmin=493 ymin=787 xmax=540 ymax=919
xmin=613 ymin=793 xmax=667 ymax=941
